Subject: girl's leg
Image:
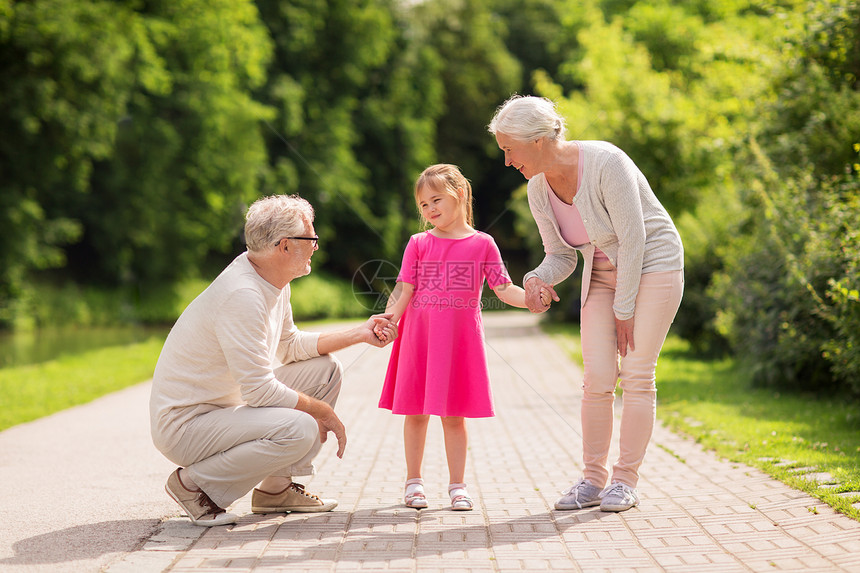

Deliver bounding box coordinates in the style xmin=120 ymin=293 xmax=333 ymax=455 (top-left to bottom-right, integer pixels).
xmin=441 ymin=416 xmax=473 ymax=510
xmin=579 ymin=262 xmax=621 ymax=489
xmin=440 ymin=416 xmax=467 ymax=483
xmin=612 ymin=270 xmax=683 ymax=487
xmin=404 ymin=415 xmax=430 ymax=479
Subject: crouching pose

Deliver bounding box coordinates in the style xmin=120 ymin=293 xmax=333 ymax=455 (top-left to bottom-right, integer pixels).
xmin=150 ymin=194 xmax=396 ymax=525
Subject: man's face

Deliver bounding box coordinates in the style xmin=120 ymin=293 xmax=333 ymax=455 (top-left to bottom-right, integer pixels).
xmin=284 ymin=219 xmax=318 ymax=279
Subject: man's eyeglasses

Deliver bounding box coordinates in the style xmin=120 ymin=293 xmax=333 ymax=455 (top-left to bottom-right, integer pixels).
xmin=275 ymin=236 xmax=319 ymax=248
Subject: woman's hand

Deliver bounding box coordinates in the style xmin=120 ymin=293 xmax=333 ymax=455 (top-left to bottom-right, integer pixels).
xmin=525 ymin=276 xmax=559 ymax=314
xmin=615 ymin=316 xmax=635 ymax=357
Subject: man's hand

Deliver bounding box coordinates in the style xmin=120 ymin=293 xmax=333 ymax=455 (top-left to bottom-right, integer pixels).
xmin=316 ymin=409 xmax=346 ymax=459
xmin=316 ymin=313 xmax=397 ymax=355
xmin=615 ymin=316 xmax=635 ymax=358
xmin=525 ymin=276 xmax=559 ymax=314
xmin=296 ymin=394 xmax=347 ymax=458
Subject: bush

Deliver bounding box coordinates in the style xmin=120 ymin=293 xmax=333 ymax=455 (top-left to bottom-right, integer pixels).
xmin=671 ymin=189 xmax=738 ymax=356
xmin=820 ymin=179 xmax=860 ymax=394
xmin=709 ymin=2 xmax=860 ymax=396
xmin=710 ymin=143 xmax=860 ymax=395
xmin=290 ymin=271 xmax=370 ymax=321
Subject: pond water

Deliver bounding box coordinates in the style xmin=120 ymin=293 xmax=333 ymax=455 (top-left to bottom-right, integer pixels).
xmin=0 ymin=325 xmax=169 ymax=369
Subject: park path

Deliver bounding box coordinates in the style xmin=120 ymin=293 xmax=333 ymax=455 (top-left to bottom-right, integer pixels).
xmin=1 ymin=311 xmax=858 ymax=572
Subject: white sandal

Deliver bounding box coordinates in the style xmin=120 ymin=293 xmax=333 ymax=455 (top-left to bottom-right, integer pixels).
xmin=448 ymin=482 xmax=473 ymax=511
xmin=404 ymin=478 xmax=428 ymax=509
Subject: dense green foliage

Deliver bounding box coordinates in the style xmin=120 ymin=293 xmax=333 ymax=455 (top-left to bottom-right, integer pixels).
xmin=706 ymin=0 xmax=860 ymax=394
xmin=1 ymin=0 xmax=857 ymax=396
xmin=520 ymin=0 xmax=860 ymax=396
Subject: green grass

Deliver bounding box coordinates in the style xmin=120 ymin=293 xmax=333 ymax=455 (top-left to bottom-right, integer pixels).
xmin=543 ymin=323 xmax=860 ymax=522
xmin=0 ymin=336 xmax=167 ymax=431
xmin=0 ymin=277 xmax=213 ymax=430
xmin=0 ymin=313 xmax=353 ymax=433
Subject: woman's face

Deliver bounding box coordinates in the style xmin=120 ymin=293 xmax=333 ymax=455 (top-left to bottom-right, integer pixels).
xmin=495 ymin=132 xmax=543 ymax=180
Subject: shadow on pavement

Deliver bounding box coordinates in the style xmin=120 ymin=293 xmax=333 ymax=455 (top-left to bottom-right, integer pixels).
xmin=193 ymin=506 xmax=616 ymax=565
xmin=1 ymin=519 xmax=162 ymax=566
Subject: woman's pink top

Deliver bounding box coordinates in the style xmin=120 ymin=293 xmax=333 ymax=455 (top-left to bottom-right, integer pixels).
xmin=547 ymin=146 xmax=609 ymax=261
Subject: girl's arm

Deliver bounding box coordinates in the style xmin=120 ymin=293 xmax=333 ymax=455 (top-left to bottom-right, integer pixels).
xmin=386 ymin=281 xmax=415 ymax=323
xmin=492 ymin=282 xmax=551 ymax=309
xmin=374 ymin=281 xmax=415 ymax=341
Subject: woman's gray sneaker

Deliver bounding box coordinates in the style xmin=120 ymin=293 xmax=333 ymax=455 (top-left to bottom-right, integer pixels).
xmin=554 ymin=478 xmax=603 ymax=510
xmin=599 ymin=482 xmax=640 ymax=512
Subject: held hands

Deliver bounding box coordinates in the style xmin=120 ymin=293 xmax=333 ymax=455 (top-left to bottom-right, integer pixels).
xmin=365 ymin=313 xmax=397 ymax=347
xmin=539 ymin=288 xmax=552 ymax=307
xmin=525 ymin=277 xmax=560 ymax=314
xmin=372 ymin=315 xmax=398 ymax=344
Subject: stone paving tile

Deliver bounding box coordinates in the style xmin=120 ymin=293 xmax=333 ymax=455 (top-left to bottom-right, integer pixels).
xmin=108 ymin=312 xmax=860 ymax=573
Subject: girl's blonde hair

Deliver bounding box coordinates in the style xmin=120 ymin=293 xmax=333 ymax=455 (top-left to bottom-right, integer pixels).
xmin=414 ymin=164 xmax=474 ymax=228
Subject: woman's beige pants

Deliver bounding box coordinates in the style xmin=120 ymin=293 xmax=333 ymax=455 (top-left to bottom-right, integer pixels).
xmin=580 ymin=261 xmax=684 ymax=488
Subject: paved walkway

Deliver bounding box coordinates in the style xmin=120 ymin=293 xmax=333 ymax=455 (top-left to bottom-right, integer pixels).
xmin=2 ymin=312 xmax=859 ymax=572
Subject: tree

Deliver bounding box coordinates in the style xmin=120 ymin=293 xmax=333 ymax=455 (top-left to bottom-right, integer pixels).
xmin=0 ymin=0 xmax=145 ymax=324
xmin=710 ymin=0 xmax=860 ymax=393
xmin=410 ymin=0 xmax=521 ymax=239
xmin=491 ymin=0 xmax=590 ymax=94
xmin=256 ymin=0 xmax=445 ymax=275
xmin=77 ymin=0 xmax=274 ymax=287
xmin=757 ymin=0 xmax=860 ymax=177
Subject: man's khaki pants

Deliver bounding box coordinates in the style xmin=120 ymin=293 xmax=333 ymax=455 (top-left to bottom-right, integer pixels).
xmin=160 ymin=354 xmax=343 ymax=508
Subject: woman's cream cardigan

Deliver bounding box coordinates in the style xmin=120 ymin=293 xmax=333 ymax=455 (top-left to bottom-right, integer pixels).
xmin=522 ymin=141 xmax=684 ymax=320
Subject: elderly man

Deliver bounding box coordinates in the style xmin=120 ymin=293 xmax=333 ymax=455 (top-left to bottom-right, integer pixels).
xmin=150 ymin=194 xmax=395 ymax=526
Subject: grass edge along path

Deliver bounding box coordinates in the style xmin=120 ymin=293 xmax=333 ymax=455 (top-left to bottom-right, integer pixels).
xmin=0 ymin=317 xmax=355 ymax=433
xmin=543 ymin=323 xmax=860 ymax=523
xmin=0 ymin=336 xmax=167 ymax=432
xmin=0 ymin=267 xmax=366 ymax=434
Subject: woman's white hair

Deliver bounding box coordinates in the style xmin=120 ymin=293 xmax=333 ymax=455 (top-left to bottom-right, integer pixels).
xmin=487 ymin=94 xmax=566 ymax=142
xmin=244 ymin=195 xmax=315 ymax=253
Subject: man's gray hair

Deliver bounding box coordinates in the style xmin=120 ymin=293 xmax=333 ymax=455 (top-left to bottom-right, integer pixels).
xmin=488 ymin=94 xmax=566 ymax=142
xmin=244 ymin=195 xmax=315 ymax=253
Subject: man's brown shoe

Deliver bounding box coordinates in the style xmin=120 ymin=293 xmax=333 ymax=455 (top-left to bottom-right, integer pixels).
xmin=165 ymin=468 xmax=237 ymax=526
xmin=251 ymin=482 xmax=337 ymax=514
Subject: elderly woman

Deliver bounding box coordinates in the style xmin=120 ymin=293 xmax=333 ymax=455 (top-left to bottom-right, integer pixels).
xmin=488 ymin=95 xmax=684 ymax=512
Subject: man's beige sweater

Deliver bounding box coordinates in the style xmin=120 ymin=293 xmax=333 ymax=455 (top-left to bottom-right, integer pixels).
xmin=150 ymin=253 xmax=321 ymax=453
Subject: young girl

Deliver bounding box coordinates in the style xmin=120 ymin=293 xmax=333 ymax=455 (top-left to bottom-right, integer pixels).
xmin=376 ymin=164 xmax=549 ymax=511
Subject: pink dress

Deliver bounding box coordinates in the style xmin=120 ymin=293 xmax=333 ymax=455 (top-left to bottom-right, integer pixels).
xmin=378 ymin=231 xmax=512 ymax=418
